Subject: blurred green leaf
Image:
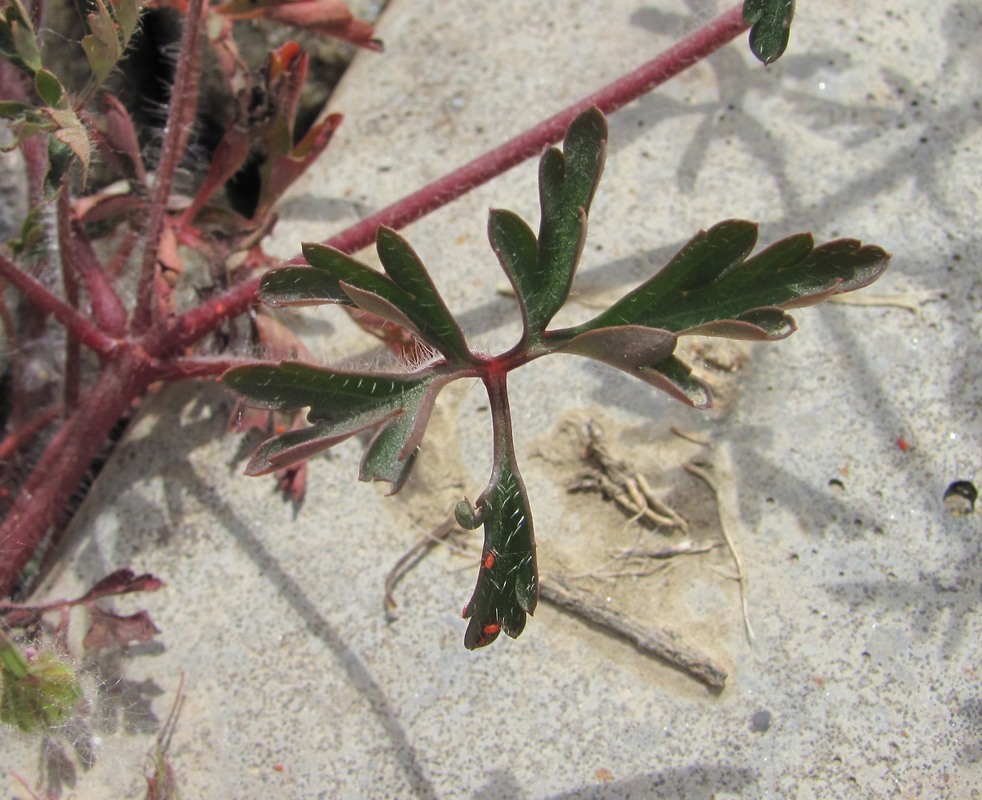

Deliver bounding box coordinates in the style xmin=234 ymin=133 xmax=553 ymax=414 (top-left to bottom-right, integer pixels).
xmin=44 ymin=137 xmax=73 ymax=199
xmin=114 ymin=0 xmax=141 ymax=44
xmin=0 ymin=0 xmax=38 ymax=74
xmin=0 ymin=100 xmax=30 ymax=118
xmin=81 ymin=0 xmax=122 ymax=83
xmin=34 ymin=68 xmax=63 ymax=107
xmin=1 ymin=648 xmax=82 ymax=733
xmin=744 ymin=0 xmax=795 ymax=64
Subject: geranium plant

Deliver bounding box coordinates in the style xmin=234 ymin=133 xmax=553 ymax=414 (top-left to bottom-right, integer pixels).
xmin=224 ymin=107 xmax=889 ymax=648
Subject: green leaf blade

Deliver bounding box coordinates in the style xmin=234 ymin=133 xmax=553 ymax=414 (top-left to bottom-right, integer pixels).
xmin=226 ymin=363 xmax=445 ymax=490
xmin=462 ymin=452 xmax=538 ymax=649
xmin=374 ymin=226 xmax=470 ymax=362
xmin=588 ymin=220 xmax=759 ymax=330
xmin=488 ymin=208 xmax=538 ymax=336
xmin=259 ymin=265 xmax=350 ymax=307
xmin=491 ymin=108 xmax=607 ymax=339
xmin=223 ymin=361 xmax=425 ymax=421
xmin=572 ymin=223 xmax=889 ymax=337
xmin=744 ymin=0 xmax=795 ymax=64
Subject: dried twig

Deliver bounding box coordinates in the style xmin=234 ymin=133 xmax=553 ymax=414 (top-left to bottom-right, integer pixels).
xmin=540 ymin=574 xmax=727 ymax=690
xmin=670 ymin=426 xmax=712 ymax=446
xmin=382 ymin=521 xmax=727 ymax=689
xmin=384 ymin=517 xmax=459 ymax=617
xmin=616 ymin=540 xmax=721 ymax=560
xmin=569 ymin=421 xmax=690 ymax=534
xmin=684 ymin=445 xmax=754 ymax=643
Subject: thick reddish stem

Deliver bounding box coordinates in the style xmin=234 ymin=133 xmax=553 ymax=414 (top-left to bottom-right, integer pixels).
xmin=0 ymin=362 xmax=150 ymax=595
xmin=160 ymin=5 xmax=749 ymax=355
xmin=0 ymin=250 xmax=117 ymax=357
xmin=130 ymin=0 xmax=206 ymax=334
xmin=0 ymin=403 xmax=63 ymax=462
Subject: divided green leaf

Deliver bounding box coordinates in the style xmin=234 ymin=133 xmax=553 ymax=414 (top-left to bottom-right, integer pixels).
xmin=223 ymin=362 xmax=445 ymax=490
xmin=460 ymin=452 xmax=537 ymax=649
xmin=264 ymin=231 xmax=471 ymax=363
xmin=491 ymin=107 xmax=607 ymax=340
xmin=568 ymin=219 xmax=889 ymax=339
xmin=231 ymin=108 xmax=890 ymax=651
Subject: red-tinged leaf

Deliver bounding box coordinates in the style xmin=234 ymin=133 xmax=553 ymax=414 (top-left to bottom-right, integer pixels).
xmin=638 ymin=356 xmax=712 ymax=409
xmin=74 ymin=191 xmax=146 ymax=226
xmin=243 ymin=417 xmax=376 ymax=476
xmin=95 ymin=94 xmax=146 ymax=183
xmin=83 ymin=608 xmax=161 ymax=651
xmin=554 ymin=325 xmax=677 ymax=370
xmin=254 ymin=312 xmax=314 ymax=361
xmin=180 ymin=124 xmax=251 ymax=225
xmin=568 ymin=221 xmax=889 ymax=337
xmin=80 ymin=569 xmax=165 ymax=603
xmin=276 ymin=461 xmax=307 ymax=503
xmin=218 ymin=0 xmax=382 ymax=50
xmin=684 ymin=308 xmax=796 ymax=340
xmin=254 ymin=114 xmax=342 ymax=219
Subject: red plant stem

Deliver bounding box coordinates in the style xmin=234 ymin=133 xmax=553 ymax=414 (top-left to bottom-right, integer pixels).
xmin=130 ymin=0 xmax=207 ymax=334
xmin=56 ymin=187 xmax=129 ymax=336
xmin=163 ymin=4 xmax=749 ymax=355
xmin=0 ymin=403 xmax=63 ymax=462
xmin=0 ymin=251 xmax=117 ymax=356
xmin=0 ymin=363 xmax=149 ymax=594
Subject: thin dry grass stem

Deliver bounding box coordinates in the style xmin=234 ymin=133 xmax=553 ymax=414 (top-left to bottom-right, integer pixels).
xmin=145 ymin=671 xmax=186 ymax=800
xmin=384 ymin=516 xmax=458 ymax=617
xmin=683 ymin=446 xmax=755 ymax=643
xmin=670 ymin=426 xmax=712 ymax=446
xmin=829 ymin=289 xmax=941 ymax=317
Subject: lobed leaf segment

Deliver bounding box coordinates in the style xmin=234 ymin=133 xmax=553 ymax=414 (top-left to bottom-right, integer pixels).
xmin=224 ymin=107 xmax=888 ymax=649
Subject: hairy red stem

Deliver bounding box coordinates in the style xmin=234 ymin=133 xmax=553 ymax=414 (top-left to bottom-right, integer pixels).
xmin=0 ymin=364 xmax=148 ymax=593
xmin=0 ymin=251 xmax=117 ymax=356
xmin=58 ymin=197 xmax=129 ymax=337
xmin=131 ymin=0 xmax=207 ymax=334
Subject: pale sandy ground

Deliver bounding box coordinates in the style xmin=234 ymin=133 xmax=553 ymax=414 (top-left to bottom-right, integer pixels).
xmin=3 ymin=1 xmax=980 ymax=797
